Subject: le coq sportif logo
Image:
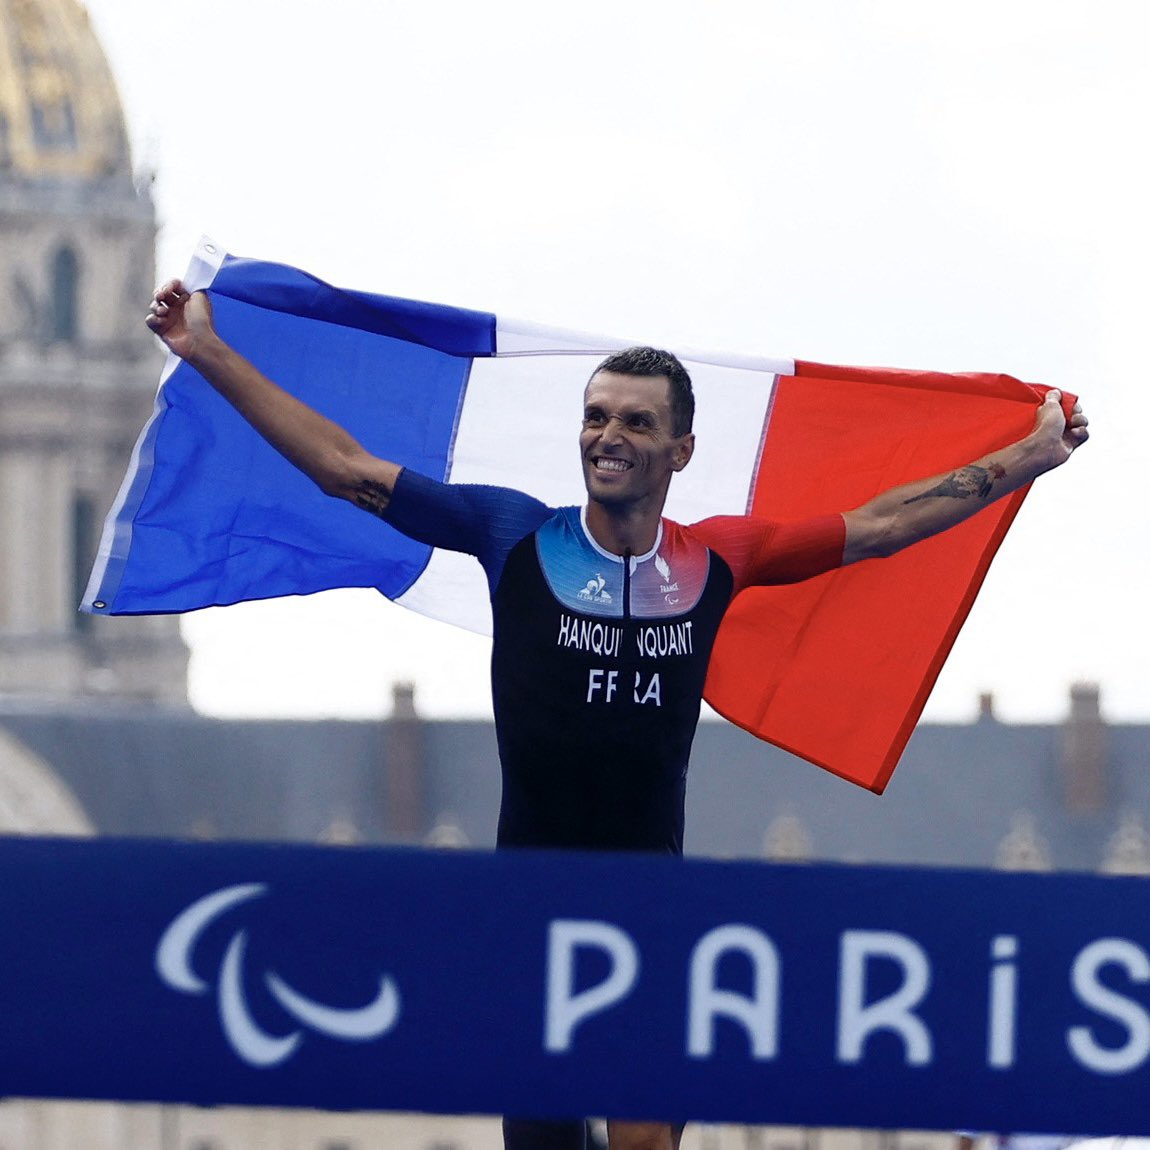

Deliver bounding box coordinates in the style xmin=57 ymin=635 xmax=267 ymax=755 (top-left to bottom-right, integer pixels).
xmin=155 ymin=883 xmax=401 ymax=1067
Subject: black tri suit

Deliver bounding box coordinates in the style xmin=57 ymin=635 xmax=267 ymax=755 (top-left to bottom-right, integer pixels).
xmin=383 ymin=469 xmax=844 ymax=854
xmin=382 ymin=469 xmax=844 ymax=1150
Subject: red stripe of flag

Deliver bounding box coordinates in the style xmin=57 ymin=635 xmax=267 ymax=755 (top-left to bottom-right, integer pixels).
xmin=704 ymin=362 xmax=1075 ymax=793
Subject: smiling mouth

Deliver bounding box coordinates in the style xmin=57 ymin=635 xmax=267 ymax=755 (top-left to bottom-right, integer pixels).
xmin=593 ymin=458 xmax=632 ymax=472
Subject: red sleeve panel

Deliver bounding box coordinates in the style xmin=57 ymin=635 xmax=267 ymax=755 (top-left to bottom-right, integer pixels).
xmin=688 ymin=514 xmax=846 ymax=595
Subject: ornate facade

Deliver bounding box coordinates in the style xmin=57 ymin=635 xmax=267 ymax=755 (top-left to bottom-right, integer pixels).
xmin=0 ymin=0 xmax=186 ymax=701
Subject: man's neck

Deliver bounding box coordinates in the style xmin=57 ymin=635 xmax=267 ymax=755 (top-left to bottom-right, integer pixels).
xmin=583 ymin=501 xmax=662 ymax=557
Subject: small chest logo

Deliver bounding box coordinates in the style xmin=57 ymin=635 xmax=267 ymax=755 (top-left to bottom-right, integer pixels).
xmin=577 ymin=574 xmax=613 ymax=604
xmin=654 ymin=553 xmax=680 ymax=602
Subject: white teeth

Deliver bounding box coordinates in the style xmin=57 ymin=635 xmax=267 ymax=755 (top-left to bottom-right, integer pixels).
xmin=595 ymin=458 xmax=631 ymax=472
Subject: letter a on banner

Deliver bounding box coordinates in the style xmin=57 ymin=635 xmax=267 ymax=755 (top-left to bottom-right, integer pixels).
xmin=687 ymin=925 xmax=780 ymax=1059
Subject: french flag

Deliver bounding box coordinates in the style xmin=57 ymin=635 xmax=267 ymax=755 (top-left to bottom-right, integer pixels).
xmin=85 ymin=239 xmax=1059 ymax=792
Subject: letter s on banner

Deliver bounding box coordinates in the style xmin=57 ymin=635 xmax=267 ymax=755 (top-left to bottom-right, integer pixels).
xmin=836 ymin=930 xmax=933 ymax=1067
xmin=545 ymin=920 xmax=639 ymax=1054
xmin=1067 ymin=938 xmax=1150 ymax=1074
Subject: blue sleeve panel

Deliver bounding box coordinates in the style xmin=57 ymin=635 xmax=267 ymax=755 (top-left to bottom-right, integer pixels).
xmin=385 ymin=469 xmax=555 ymax=594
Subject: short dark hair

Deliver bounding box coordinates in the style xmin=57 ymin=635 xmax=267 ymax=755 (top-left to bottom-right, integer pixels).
xmin=591 ymin=346 xmax=695 ymax=436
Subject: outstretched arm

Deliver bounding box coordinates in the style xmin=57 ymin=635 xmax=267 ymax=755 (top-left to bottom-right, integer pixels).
xmin=842 ymin=390 xmax=1089 ymax=564
xmin=145 ymin=280 xmax=400 ymax=516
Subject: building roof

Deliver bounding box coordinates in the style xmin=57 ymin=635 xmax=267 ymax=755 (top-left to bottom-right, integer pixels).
xmin=0 ymin=0 xmax=130 ymax=183
xmin=685 ymin=713 xmax=1148 ymax=871
xmin=1 ymin=689 xmax=1146 ymax=875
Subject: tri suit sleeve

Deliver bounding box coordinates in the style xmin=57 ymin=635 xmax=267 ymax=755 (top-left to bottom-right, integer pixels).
xmin=688 ymin=514 xmax=846 ymax=594
xmin=381 ymin=468 xmax=554 ymax=587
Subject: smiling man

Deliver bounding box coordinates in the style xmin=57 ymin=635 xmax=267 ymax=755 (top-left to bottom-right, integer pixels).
xmin=146 ymin=281 xmax=1087 ymax=1150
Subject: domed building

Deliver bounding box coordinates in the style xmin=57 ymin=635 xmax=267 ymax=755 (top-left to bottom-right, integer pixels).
xmin=0 ymin=0 xmax=187 ymax=704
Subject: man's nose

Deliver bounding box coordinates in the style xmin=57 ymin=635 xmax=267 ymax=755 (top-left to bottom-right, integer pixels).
xmin=599 ymin=416 xmax=626 ymax=446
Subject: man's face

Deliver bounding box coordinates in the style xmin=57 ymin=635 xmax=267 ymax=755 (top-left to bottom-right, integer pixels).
xmin=580 ymin=371 xmax=694 ymax=510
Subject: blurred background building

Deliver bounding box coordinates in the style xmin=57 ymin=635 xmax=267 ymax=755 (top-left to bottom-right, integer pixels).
xmin=0 ymin=0 xmax=186 ymax=704
xmin=0 ymin=2 xmax=1142 ymax=1149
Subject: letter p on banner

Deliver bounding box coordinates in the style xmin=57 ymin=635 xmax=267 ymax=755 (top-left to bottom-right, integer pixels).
xmin=545 ymin=919 xmax=639 ymax=1053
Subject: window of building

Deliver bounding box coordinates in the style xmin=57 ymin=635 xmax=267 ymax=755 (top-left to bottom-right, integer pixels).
xmin=51 ymin=245 xmax=79 ymax=342
xmin=72 ymin=494 xmax=97 ymax=631
xmin=31 ymin=96 xmax=77 ymax=151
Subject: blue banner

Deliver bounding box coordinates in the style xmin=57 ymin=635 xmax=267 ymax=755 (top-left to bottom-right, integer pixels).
xmin=0 ymin=836 xmax=1146 ymax=1133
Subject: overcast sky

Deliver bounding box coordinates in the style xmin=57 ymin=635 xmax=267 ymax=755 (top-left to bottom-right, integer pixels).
xmin=81 ymin=0 xmax=1148 ymax=725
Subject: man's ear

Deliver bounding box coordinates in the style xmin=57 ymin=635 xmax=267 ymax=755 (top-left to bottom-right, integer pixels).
xmin=672 ymin=433 xmax=695 ymax=472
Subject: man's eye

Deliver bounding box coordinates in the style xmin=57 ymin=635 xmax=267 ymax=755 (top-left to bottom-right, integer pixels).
xmin=583 ymin=413 xmax=605 ymax=426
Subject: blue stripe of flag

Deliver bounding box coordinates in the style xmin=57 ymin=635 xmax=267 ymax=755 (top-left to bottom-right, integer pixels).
xmin=212 ymin=254 xmax=498 ymax=356
xmin=85 ymin=259 xmax=496 ymax=614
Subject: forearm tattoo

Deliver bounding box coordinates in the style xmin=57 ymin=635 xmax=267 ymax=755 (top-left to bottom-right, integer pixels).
xmin=353 ymin=478 xmax=391 ymax=518
xmin=903 ymin=462 xmax=1006 ymax=505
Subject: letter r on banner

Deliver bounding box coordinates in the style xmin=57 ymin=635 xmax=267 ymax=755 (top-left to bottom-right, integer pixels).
xmin=837 ymin=930 xmax=933 ymax=1066
xmin=545 ymin=920 xmax=639 ymax=1053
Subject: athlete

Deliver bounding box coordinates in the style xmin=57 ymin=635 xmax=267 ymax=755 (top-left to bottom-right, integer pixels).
xmin=146 ymin=280 xmax=1088 ymax=1150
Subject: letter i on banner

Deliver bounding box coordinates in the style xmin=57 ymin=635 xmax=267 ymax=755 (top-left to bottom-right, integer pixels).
xmin=987 ymin=935 xmax=1018 ymax=1069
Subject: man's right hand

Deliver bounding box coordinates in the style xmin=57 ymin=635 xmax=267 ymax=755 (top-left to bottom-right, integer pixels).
xmin=143 ymin=278 xmax=402 ymax=510
xmin=146 ymin=279 xmax=215 ymax=363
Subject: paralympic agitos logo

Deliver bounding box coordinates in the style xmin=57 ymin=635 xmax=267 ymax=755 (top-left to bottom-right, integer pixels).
xmin=155 ymin=883 xmax=401 ymax=1067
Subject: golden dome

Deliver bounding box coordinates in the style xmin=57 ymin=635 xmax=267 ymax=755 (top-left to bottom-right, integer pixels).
xmin=0 ymin=0 xmax=130 ymax=181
